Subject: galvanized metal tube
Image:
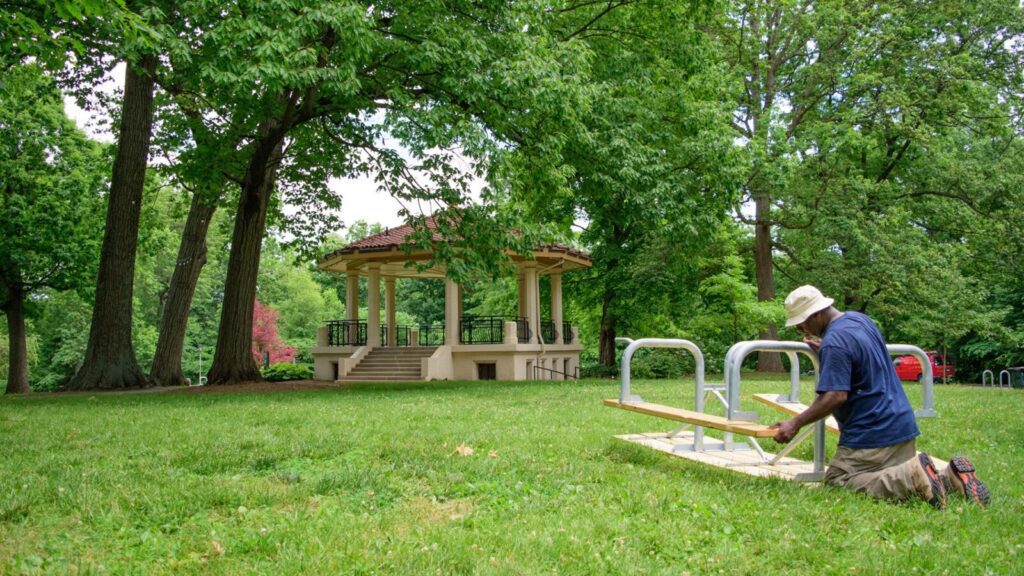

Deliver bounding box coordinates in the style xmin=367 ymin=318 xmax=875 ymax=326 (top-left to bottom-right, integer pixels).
xmin=724 ymin=341 xmax=820 ymax=421
xmin=982 ymin=370 xmax=994 ymax=387
xmin=617 ymin=338 xmax=707 ymax=449
xmin=886 ymin=344 xmax=935 ymax=417
xmin=787 ymin=351 xmax=801 ymax=402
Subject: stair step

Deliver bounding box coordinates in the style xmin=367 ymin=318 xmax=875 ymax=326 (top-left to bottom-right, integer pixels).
xmin=341 ymin=347 xmax=438 ymax=382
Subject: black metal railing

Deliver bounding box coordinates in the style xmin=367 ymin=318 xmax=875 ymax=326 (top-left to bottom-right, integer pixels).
xmin=460 ymin=316 xmax=506 ymax=344
xmin=419 ymin=324 xmax=446 ymax=346
xmin=325 ymin=317 xmax=568 ymax=347
xmin=533 ymin=364 xmax=580 ymax=381
xmin=515 ymin=317 xmax=531 ymax=343
xmin=540 ymin=321 xmax=557 ymax=344
xmin=382 ymin=325 xmax=411 ymax=347
xmin=327 ymin=320 xmax=367 ymax=346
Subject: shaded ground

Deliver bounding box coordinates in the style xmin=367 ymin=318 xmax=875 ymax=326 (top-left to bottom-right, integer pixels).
xmin=166 ymin=380 xmax=337 ymax=394
xmin=6 ymin=380 xmax=339 ymax=397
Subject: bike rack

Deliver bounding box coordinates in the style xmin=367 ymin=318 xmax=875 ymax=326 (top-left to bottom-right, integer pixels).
xmin=999 ymin=370 xmax=1011 ymax=388
xmin=982 ymin=370 xmax=994 ymax=387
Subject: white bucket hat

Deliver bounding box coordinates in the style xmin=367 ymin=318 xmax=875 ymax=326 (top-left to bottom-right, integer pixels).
xmin=784 ymin=285 xmax=835 ymax=327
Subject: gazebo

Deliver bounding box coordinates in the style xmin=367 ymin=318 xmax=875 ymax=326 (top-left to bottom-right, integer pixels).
xmin=310 ymin=219 xmax=591 ymax=382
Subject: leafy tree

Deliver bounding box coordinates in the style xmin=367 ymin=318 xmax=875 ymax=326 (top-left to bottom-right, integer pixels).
xmin=714 ymin=0 xmax=1024 ymax=371
xmin=150 ymin=0 xmax=603 ymax=384
xmin=251 ymin=300 xmax=296 ymax=366
xmin=520 ymin=0 xmax=739 ymax=366
xmin=0 ymin=64 xmax=106 ymax=393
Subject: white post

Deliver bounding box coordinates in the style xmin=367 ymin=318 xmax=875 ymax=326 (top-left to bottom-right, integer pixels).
xmin=345 ymin=272 xmax=360 ymax=344
xmin=445 ymin=277 xmax=460 ymax=346
xmin=523 ymin=262 xmax=539 ymax=344
xmin=550 ymin=272 xmax=563 ymax=344
xmin=367 ymin=264 xmax=381 ymax=347
xmin=517 ymin=270 xmax=527 ymax=319
xmin=385 ymin=277 xmax=397 ymax=347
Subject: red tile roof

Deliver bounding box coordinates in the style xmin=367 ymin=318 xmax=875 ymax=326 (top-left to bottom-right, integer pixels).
xmin=320 ymin=217 xmax=590 ymax=263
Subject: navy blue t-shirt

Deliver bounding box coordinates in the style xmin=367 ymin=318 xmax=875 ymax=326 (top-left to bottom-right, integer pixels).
xmin=816 ymin=312 xmax=919 ymax=448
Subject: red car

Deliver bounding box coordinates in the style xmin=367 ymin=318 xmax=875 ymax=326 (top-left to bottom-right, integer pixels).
xmin=893 ymin=352 xmax=955 ymax=383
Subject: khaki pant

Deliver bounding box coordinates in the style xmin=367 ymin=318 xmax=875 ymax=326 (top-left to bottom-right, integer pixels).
xmin=824 ymin=438 xmax=924 ymax=500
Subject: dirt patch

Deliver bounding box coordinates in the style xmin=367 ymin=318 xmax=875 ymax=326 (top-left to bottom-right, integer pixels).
xmin=166 ymin=380 xmax=338 ymax=394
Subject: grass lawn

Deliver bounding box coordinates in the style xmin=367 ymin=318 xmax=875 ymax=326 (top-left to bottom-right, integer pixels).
xmin=2 ymin=376 xmax=1022 ymax=575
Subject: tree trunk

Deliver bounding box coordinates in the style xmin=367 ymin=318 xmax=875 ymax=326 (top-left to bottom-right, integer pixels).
xmin=149 ymin=192 xmax=218 ymax=386
xmin=754 ymin=191 xmax=784 ymax=372
xmin=68 ymin=55 xmax=157 ymax=390
xmin=598 ymin=289 xmax=617 ymax=367
xmin=3 ymin=281 xmax=30 ymax=394
xmin=206 ymin=134 xmax=285 ymax=385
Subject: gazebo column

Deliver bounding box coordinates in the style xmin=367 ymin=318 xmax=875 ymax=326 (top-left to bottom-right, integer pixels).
xmin=444 ymin=277 xmax=460 ymax=346
xmin=550 ymin=272 xmax=563 ymax=344
xmin=345 ymin=272 xmax=359 ymax=321
xmin=517 ymin=270 xmax=527 ymax=319
xmin=385 ymin=277 xmax=397 ymax=347
xmin=367 ymin=264 xmax=381 ymax=347
xmin=523 ymin=262 xmax=539 ymax=343
xmin=345 ymin=272 xmax=359 ymax=343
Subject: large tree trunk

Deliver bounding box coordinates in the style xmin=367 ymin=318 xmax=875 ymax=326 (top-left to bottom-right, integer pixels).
xmin=68 ymin=55 xmax=157 ymax=390
xmin=598 ymin=289 xmax=617 ymax=368
xmin=3 ymin=281 xmax=30 ymax=394
xmin=754 ymin=190 xmax=784 ymax=372
xmin=206 ymin=134 xmax=285 ymax=385
xmin=149 ymin=192 xmax=217 ymax=386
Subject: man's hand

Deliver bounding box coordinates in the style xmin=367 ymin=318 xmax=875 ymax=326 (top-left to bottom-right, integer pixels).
xmin=769 ymin=419 xmax=800 ymax=443
xmin=804 ymin=336 xmax=822 ymax=352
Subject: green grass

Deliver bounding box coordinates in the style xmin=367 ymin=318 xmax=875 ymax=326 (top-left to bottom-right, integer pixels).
xmin=2 ymin=377 xmax=1022 ymax=575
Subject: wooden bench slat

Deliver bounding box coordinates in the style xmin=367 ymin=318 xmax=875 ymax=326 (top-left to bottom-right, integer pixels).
xmin=603 ymin=399 xmax=776 ymax=438
xmin=753 ymin=393 xmax=840 ymax=435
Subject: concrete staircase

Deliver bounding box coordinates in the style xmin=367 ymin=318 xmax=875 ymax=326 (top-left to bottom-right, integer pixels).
xmin=338 ymin=347 xmax=437 ymax=382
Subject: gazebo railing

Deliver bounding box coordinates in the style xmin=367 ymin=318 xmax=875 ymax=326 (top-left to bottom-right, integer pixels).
xmin=516 ymin=317 xmax=531 ymax=343
xmin=382 ymin=325 xmax=411 ymax=347
xmin=419 ymin=324 xmax=445 ymax=346
xmin=327 ymin=320 xmax=367 ymax=346
xmin=326 ymin=317 xmax=570 ymax=346
xmin=461 ymin=316 xmax=506 ymax=344
xmin=540 ymin=321 xmax=557 ymax=343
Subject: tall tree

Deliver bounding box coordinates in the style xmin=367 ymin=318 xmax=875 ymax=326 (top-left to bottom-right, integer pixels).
xmin=0 ymin=65 xmax=105 ymax=393
xmin=164 ymin=0 xmax=600 ymax=384
xmin=67 ymin=51 xmax=159 ymax=390
xmin=713 ymin=0 xmax=1023 ymax=370
xmin=518 ymin=0 xmax=738 ymax=365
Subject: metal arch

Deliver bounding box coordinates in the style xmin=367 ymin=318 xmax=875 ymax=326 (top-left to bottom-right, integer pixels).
xmin=618 ymin=338 xmax=705 ymax=405
xmin=724 ymin=341 xmax=821 ymax=421
xmin=982 ymin=370 xmax=994 ymax=387
xmin=723 ymin=341 xmax=825 ymax=478
xmin=999 ymin=370 xmax=1011 ymax=389
xmin=618 ymin=339 xmax=711 ymax=450
xmin=886 ymin=344 xmax=936 ymax=418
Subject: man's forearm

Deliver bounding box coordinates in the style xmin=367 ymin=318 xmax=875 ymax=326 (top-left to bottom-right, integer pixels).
xmin=791 ymin=391 xmax=847 ymax=429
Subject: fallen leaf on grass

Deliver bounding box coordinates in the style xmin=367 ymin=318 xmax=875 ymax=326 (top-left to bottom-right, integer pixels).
xmin=452 ymin=443 xmax=474 ymax=457
xmin=488 ymin=450 xmax=499 ymax=459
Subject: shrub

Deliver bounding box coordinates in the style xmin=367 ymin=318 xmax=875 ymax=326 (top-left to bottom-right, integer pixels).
xmin=262 ymin=363 xmax=313 ymax=382
xmin=629 ymin=348 xmax=696 ymax=379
